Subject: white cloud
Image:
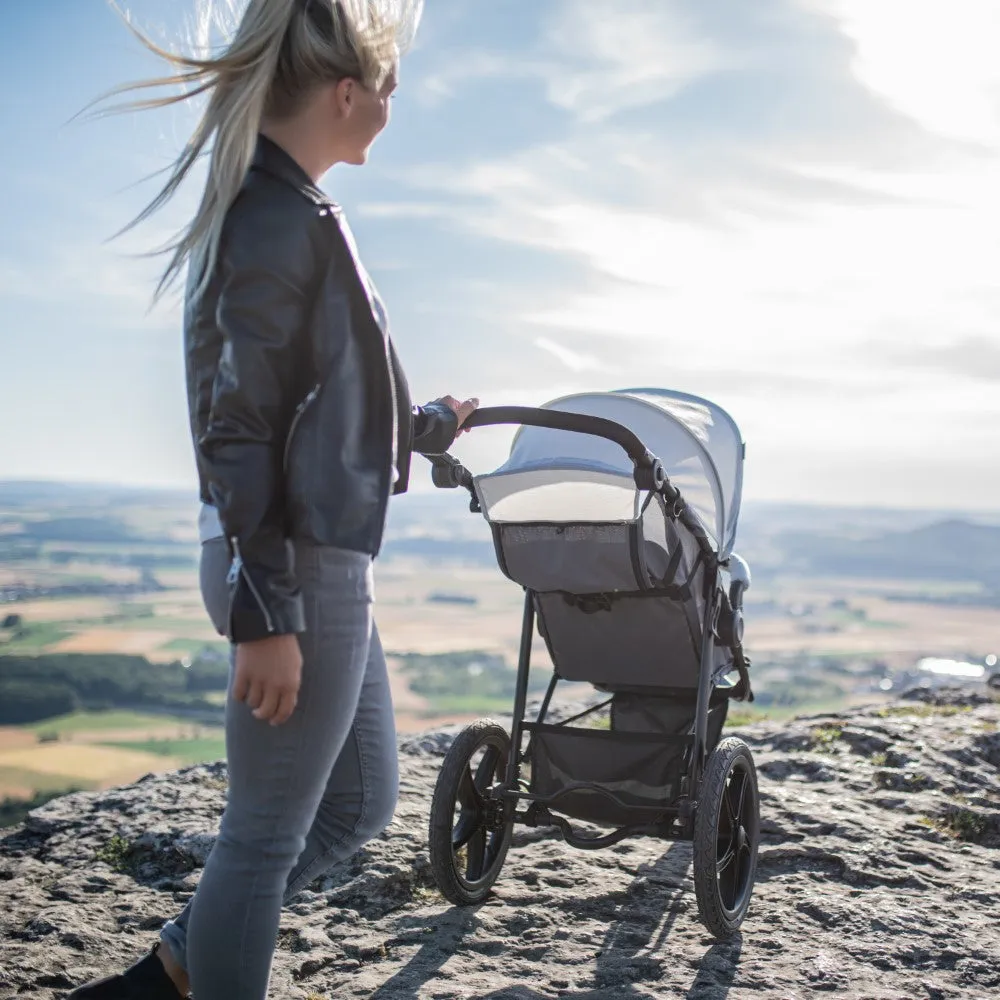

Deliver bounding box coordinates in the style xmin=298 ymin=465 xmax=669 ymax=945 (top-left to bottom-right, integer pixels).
xmin=540 ymin=2 xmax=728 ymax=122
xmin=356 ymin=200 xmax=451 ymax=220
xmin=394 ymin=0 xmax=1000 ymax=508
xmin=10 ymin=0 xmax=999 ymax=509
xmin=534 ymin=336 xmax=611 ymax=373
xmin=414 ymin=51 xmax=520 ymax=108
xmin=810 ymin=0 xmax=1000 ymax=146
xmin=415 ymin=0 xmax=728 ymax=122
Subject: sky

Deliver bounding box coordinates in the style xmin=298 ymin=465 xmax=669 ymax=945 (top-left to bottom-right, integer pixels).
xmin=1 ymin=0 xmax=999 ymax=510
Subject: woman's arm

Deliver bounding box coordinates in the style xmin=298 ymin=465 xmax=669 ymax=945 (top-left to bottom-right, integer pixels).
xmin=198 ymin=202 xmax=316 ymax=644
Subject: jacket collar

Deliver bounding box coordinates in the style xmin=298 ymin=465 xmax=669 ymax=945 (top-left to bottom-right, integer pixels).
xmin=251 ymin=134 xmax=336 ymax=209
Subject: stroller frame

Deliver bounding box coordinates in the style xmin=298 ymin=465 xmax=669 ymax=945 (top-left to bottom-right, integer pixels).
xmin=425 ymin=404 xmax=759 ymax=939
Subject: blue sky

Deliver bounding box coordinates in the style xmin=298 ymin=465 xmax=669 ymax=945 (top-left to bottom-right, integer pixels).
xmin=1 ymin=0 xmax=998 ymax=509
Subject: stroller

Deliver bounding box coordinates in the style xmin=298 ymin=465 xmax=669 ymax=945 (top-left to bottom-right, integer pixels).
xmin=424 ymin=388 xmax=759 ymax=939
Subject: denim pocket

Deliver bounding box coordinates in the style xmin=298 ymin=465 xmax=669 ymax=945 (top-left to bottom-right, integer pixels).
xmin=298 ymin=543 xmax=374 ymax=607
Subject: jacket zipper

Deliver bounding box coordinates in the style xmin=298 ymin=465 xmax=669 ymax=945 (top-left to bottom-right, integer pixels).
xmin=229 ymin=537 xmax=275 ymax=634
xmin=283 ymin=383 xmax=321 ymax=473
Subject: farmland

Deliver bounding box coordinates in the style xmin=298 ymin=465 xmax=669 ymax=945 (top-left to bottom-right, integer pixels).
xmin=1 ymin=482 xmax=998 ymax=823
xmin=0 ymin=709 xmax=224 ymax=806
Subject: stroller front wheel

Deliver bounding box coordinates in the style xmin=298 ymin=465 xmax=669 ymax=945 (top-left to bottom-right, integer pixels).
xmin=693 ymin=736 xmax=760 ymax=939
xmin=429 ymin=720 xmax=514 ymax=905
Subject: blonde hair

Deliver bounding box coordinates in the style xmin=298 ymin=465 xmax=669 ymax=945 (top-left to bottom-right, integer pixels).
xmin=100 ymin=0 xmax=422 ymax=299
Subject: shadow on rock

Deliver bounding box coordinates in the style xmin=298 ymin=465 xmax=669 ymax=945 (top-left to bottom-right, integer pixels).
xmin=368 ymin=906 xmax=481 ymax=999
xmin=370 ymin=845 xmax=743 ymax=999
xmin=683 ymin=937 xmax=743 ymax=999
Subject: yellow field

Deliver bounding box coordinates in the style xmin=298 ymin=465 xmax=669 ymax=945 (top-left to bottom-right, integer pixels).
xmin=8 ymin=597 xmax=118 ymax=622
xmin=375 ymin=565 xmax=526 ymax=658
xmin=0 ymin=711 xmax=223 ymax=800
xmin=60 ymin=724 xmax=200 ymax=743
xmin=0 ymin=729 xmax=36 ymax=751
xmin=150 ymin=592 xmax=205 ymax=615
xmin=745 ymin=595 xmax=999 ymax=665
xmin=50 ymin=628 xmax=177 ymax=655
xmin=0 ymin=744 xmax=179 ymax=784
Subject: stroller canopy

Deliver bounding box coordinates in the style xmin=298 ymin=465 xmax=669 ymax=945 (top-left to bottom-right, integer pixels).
xmin=474 ymin=388 xmax=745 ymax=558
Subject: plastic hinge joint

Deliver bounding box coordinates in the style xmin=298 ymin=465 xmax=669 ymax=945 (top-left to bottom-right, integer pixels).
xmin=633 ymin=458 xmax=665 ymax=492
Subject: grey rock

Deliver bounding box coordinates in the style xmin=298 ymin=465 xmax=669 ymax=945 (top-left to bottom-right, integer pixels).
xmin=1 ymin=695 xmax=999 ymax=999
xmin=898 ymin=684 xmax=997 ymax=708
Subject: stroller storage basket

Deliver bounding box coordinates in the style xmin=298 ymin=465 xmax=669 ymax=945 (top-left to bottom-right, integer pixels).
xmin=612 ymin=692 xmax=728 ymax=743
xmin=526 ymin=723 xmax=690 ymax=827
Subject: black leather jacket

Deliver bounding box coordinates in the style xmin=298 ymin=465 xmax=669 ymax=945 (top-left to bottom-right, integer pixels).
xmin=185 ymin=136 xmax=458 ymax=644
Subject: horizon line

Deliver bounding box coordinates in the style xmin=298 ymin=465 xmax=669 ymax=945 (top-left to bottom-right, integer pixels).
xmin=1 ymin=476 xmax=998 ymax=518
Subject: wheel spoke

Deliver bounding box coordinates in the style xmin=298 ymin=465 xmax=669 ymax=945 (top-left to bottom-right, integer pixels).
xmin=457 ymin=763 xmax=482 ymax=810
xmin=465 ymin=827 xmax=487 ymax=881
xmin=735 ymin=769 xmax=749 ymax=822
xmin=735 ymin=840 xmax=747 ymax=892
xmin=452 ymin=810 xmax=480 ymax=850
xmin=729 ymin=772 xmax=746 ymax=825
xmin=717 ymin=841 xmax=737 ymax=910
xmin=483 ymin=830 xmax=503 ymax=871
xmin=716 ymin=846 xmax=736 ymax=875
xmin=722 ymin=776 xmax=738 ymax=830
xmin=476 ymin=745 xmax=501 ymax=785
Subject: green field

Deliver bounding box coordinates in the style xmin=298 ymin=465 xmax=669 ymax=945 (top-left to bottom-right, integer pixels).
xmin=160 ymin=637 xmax=228 ymax=654
xmin=27 ymin=709 xmax=199 ymax=736
xmin=0 ymin=710 xmax=228 ymax=820
xmin=0 ymin=765 xmax=93 ymax=794
xmin=0 ymin=623 xmax=73 ymax=654
xmin=102 ymin=736 xmax=227 ymax=764
xmin=415 ymin=694 xmax=517 ymax=716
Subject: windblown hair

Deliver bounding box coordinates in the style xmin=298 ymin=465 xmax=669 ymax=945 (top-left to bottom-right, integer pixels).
xmin=100 ymin=0 xmax=422 ymax=299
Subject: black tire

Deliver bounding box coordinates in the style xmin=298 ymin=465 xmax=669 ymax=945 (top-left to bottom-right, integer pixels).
xmin=429 ymin=720 xmax=513 ymax=905
xmin=693 ymin=736 xmax=759 ymax=938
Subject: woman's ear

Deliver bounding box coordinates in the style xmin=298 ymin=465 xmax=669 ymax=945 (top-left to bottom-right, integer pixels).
xmin=333 ymin=77 xmax=356 ymax=118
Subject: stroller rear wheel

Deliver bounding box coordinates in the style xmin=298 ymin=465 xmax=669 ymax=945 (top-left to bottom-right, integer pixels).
xmin=693 ymin=736 xmax=759 ymax=939
xmin=429 ymin=720 xmax=513 ymax=905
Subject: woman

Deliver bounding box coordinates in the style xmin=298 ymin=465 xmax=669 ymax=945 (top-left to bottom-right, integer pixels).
xmin=70 ymin=2 xmax=476 ymax=998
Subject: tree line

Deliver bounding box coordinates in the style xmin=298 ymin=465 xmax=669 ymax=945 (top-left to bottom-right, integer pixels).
xmin=0 ymin=653 xmax=230 ymax=724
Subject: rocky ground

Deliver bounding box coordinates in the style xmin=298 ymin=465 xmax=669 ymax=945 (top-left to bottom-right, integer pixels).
xmin=1 ymin=688 xmax=998 ymax=1000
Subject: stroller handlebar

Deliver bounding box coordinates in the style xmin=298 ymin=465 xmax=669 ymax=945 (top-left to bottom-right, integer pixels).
xmin=463 ymin=406 xmax=653 ymax=466
xmin=427 ymin=406 xmax=667 ymax=493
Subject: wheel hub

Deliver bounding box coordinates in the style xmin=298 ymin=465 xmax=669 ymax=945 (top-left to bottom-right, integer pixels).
xmin=483 ymin=793 xmax=506 ymax=830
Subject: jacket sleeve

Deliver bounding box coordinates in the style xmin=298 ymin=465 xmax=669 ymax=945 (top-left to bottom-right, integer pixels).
xmin=197 ymin=204 xmax=317 ymax=643
xmin=411 ymin=401 xmax=459 ymax=456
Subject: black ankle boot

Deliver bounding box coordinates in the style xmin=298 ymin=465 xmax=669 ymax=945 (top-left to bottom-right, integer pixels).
xmin=67 ymin=942 xmax=186 ymax=999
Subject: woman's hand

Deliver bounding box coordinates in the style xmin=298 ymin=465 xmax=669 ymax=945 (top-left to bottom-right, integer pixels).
xmin=232 ymin=634 xmax=303 ymax=725
xmin=438 ymin=395 xmax=479 ymax=435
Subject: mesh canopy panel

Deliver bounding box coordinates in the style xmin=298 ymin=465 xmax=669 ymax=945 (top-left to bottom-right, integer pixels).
xmin=476 ymin=468 xmax=638 ymax=523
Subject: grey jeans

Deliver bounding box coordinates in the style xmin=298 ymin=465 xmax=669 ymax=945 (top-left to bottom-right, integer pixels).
xmin=159 ymin=538 xmax=398 ymax=999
